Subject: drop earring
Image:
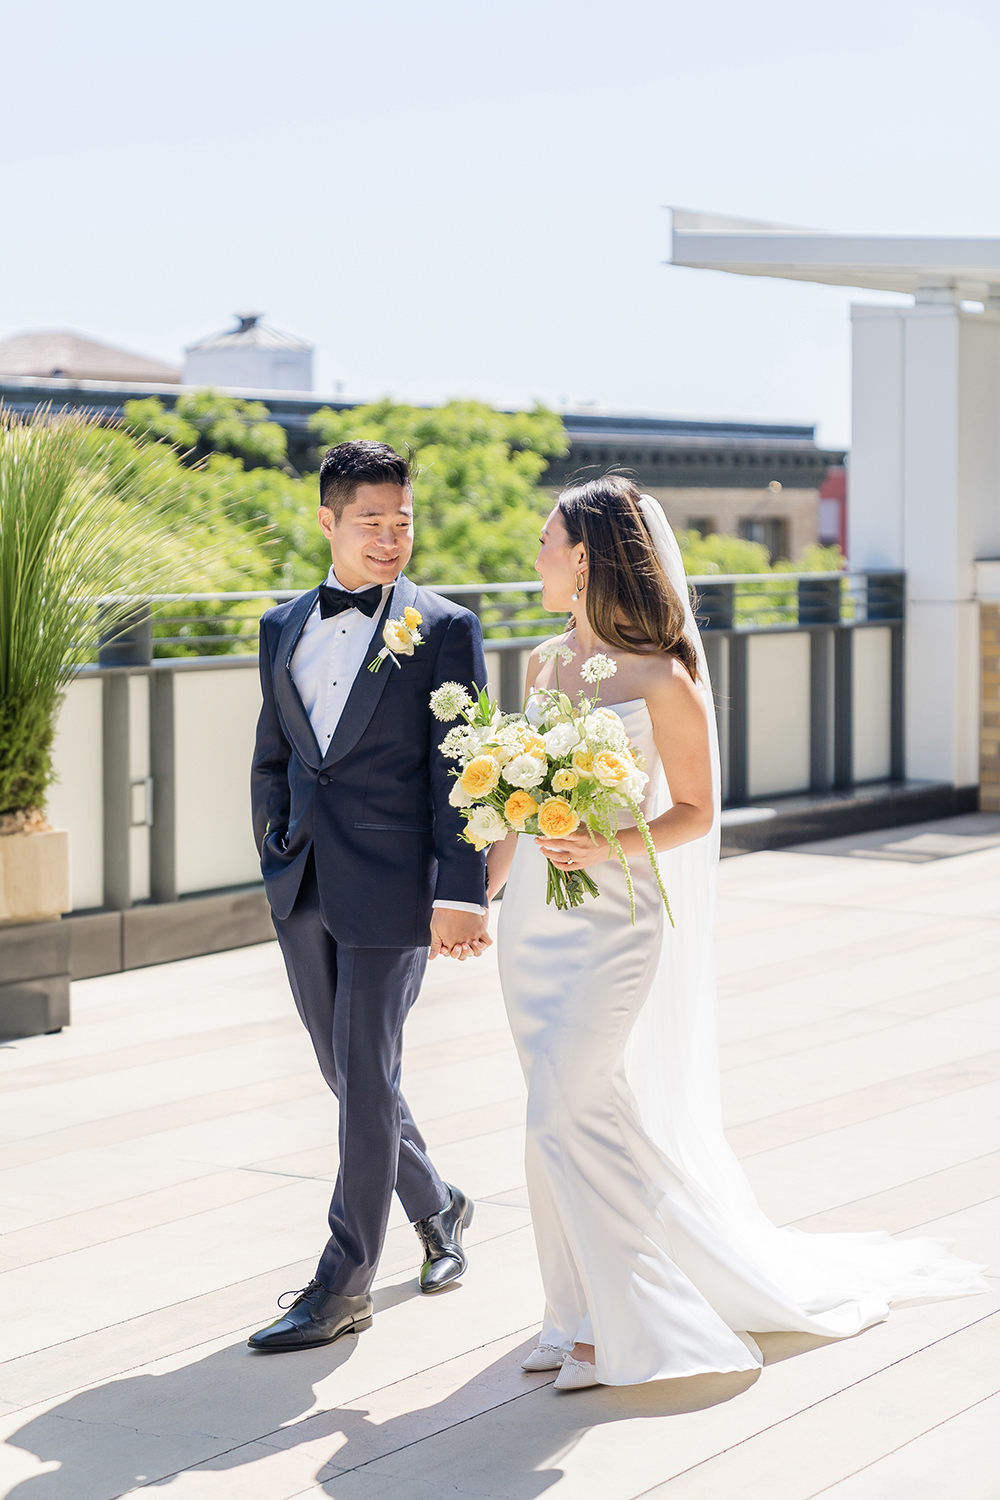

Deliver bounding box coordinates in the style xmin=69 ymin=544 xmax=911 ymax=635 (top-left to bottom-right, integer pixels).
xmin=571 ymin=570 xmax=586 ymax=602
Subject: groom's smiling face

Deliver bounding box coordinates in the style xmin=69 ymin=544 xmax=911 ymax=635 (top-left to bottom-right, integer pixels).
xmin=319 ymin=483 xmax=414 ymax=592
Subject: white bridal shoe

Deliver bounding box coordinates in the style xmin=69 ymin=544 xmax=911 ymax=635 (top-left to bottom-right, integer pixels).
xmin=521 ymin=1343 xmax=567 ymax=1371
xmin=553 ymin=1356 xmax=599 ymax=1390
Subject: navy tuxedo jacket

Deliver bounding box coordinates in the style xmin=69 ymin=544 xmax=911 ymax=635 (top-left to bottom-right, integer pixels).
xmin=251 ymin=574 xmax=488 ymax=947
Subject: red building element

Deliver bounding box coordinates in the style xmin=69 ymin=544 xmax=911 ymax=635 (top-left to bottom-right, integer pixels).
xmin=818 ymin=465 xmax=847 ymax=556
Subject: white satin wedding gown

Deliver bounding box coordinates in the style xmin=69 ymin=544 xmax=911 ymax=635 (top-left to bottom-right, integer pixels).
xmin=495 ymin=495 xmax=986 ymax=1388
xmin=498 ymin=695 xmax=987 ymax=1385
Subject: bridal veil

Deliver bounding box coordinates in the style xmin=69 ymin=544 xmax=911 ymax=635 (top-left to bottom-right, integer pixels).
xmin=627 ymin=495 xmax=987 ymax=1337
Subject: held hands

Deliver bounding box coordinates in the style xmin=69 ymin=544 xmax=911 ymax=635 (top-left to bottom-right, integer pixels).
xmin=430 ymin=909 xmax=492 ymax=962
xmin=536 ymin=828 xmax=610 ymax=872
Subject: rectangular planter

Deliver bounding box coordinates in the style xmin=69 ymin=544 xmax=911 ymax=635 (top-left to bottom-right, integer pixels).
xmin=0 ymin=917 xmax=71 ymax=1038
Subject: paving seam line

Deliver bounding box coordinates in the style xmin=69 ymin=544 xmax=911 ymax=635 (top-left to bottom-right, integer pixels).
xmin=803 ymin=1386 xmax=1000 ymax=1498
xmin=0 ymin=1220 xmax=538 ymax=1407
xmin=627 ymin=1307 xmax=1000 ymax=1500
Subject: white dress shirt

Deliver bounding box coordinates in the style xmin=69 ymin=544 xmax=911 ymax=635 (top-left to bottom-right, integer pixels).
xmin=290 ymin=566 xmax=483 ymax=916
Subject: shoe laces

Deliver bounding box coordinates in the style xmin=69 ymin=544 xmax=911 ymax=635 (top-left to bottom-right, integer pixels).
xmin=413 ymin=1218 xmax=436 ymax=1259
xmin=277 ymin=1278 xmax=321 ymax=1309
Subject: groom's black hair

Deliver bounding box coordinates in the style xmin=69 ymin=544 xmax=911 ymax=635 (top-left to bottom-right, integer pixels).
xmin=318 ymin=440 xmax=412 ymax=520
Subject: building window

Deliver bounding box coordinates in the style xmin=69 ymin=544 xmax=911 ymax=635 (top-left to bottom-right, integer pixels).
xmin=739 ymin=517 xmax=786 ymax=561
xmin=687 ymin=517 xmax=715 ymax=538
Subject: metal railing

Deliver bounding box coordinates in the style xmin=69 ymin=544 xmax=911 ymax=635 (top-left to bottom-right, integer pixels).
xmin=93 ymin=570 xmax=900 ymax=663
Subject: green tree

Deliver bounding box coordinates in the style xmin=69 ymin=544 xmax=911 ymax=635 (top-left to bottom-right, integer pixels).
xmin=0 ymin=407 xmax=267 ymax=814
xmin=308 ymin=399 xmax=569 ymax=584
xmin=678 ymin=530 xmax=845 ymax=575
xmin=125 ymin=389 xmax=292 ymax=471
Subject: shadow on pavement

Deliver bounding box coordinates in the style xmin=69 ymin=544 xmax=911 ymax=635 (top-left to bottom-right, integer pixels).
xmin=4 ymin=1327 xmax=842 ymax=1500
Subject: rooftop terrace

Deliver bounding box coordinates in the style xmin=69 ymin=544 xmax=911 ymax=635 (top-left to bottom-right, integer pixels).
xmin=1 ymin=814 xmax=998 ymax=1498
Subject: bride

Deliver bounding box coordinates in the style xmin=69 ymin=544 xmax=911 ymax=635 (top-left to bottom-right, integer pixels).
xmin=486 ymin=475 xmax=987 ymax=1392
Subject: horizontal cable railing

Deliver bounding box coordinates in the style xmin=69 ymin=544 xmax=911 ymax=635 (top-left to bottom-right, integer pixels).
xmin=89 ymin=571 xmax=903 ymax=662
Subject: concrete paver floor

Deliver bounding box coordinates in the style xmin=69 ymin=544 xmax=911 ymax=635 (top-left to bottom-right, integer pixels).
xmin=1 ymin=814 xmax=998 ymax=1499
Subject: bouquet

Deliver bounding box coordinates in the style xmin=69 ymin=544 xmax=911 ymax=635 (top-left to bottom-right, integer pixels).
xmin=429 ymin=647 xmax=672 ymax=921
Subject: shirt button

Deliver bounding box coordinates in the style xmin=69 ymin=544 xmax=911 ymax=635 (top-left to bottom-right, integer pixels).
xmin=318 ymin=774 xmax=330 ymax=786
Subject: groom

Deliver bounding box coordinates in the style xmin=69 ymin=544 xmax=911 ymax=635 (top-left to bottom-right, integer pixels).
xmin=248 ymin=440 xmax=491 ymax=1352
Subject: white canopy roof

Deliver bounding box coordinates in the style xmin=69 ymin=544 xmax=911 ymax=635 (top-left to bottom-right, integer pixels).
xmin=668 ymin=209 xmax=1000 ymax=298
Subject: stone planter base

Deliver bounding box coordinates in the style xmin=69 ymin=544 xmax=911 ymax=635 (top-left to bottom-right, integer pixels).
xmin=0 ymin=919 xmax=71 ymax=1038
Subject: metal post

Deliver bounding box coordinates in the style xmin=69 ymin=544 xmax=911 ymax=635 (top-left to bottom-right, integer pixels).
xmin=834 ymin=628 xmax=854 ymax=788
xmin=98 ymin=604 xmax=153 ymax=667
xmin=150 ymin=668 xmax=177 ymax=903
xmin=728 ymin=633 xmax=748 ymax=805
xmin=702 ymin=634 xmax=729 ymax=804
xmin=102 ymin=672 xmax=131 ymax=910
xmin=499 ymin=647 xmax=523 ymax=714
xmin=810 ymin=630 xmax=834 ymax=791
xmin=890 ymin=623 xmax=905 ymax=780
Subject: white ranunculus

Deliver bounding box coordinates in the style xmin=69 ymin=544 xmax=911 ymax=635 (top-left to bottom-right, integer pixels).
xmin=542 ymin=721 xmax=582 ymax=758
xmin=449 ymin=779 xmax=476 ymax=808
xmin=503 ymin=753 xmax=548 ymax=789
xmin=466 ymin=805 xmax=507 ymax=846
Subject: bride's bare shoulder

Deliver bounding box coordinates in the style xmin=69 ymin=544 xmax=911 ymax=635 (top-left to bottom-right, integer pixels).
xmin=641 ymin=652 xmax=705 ymax=715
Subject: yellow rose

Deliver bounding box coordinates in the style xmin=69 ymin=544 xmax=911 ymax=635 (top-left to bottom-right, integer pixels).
xmin=403 ymin=606 xmax=423 ymax=629
xmin=519 ymin=731 xmax=547 ymax=757
xmin=551 ymin=768 xmax=579 ymax=792
xmin=459 ymin=755 xmax=501 ymax=797
xmin=537 ymin=797 xmax=580 ymax=838
xmin=504 ymin=790 xmax=538 ymax=829
xmin=593 ymin=752 xmax=629 ymax=786
xmin=572 ymin=750 xmax=595 ymax=776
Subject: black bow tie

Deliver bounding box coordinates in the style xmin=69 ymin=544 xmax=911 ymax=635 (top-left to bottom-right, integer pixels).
xmin=317 ymin=583 xmax=383 ymax=620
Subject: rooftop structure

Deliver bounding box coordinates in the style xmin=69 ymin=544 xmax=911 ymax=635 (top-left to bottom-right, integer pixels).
xmin=0 ymin=329 xmax=179 ymax=384
xmin=666 ymin=207 xmax=1000 ymax=795
xmin=183 ymin=312 xmax=313 ymax=391
xmin=669 ymin=208 xmax=1000 ymax=300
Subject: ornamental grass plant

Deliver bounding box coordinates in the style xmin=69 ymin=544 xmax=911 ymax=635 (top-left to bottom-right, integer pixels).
xmin=0 ymin=406 xmax=221 ymax=822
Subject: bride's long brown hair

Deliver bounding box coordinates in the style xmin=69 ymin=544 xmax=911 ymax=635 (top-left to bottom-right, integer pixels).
xmin=558 ymin=475 xmax=699 ymax=681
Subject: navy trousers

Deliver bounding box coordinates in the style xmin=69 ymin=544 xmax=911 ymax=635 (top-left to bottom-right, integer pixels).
xmin=272 ymin=856 xmax=449 ymax=1295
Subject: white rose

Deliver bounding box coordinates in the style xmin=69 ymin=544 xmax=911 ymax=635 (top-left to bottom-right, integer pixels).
xmin=524 ymin=696 xmax=548 ymax=728
xmin=466 ymin=805 xmax=507 ymax=847
xmin=383 ymin=619 xmax=415 ymax=656
xmin=542 ymin=721 xmax=582 ymax=758
xmin=621 ymin=767 xmax=649 ymax=801
xmin=449 ymin=779 xmax=476 ymax=808
xmin=503 ymin=753 xmax=548 ymax=789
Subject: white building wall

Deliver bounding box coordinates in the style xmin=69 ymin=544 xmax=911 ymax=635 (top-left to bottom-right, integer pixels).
xmin=182 ymin=346 xmax=312 ymax=392
xmin=48 ymin=676 xmax=104 ymax=911
xmin=850 ymin=302 xmax=1000 ymax=788
xmin=174 ymin=666 xmax=263 ymax=895
xmin=747 ymin=632 xmax=811 ymax=797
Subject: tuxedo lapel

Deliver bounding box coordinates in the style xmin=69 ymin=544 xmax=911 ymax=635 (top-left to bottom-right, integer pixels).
xmin=274 ymin=589 xmax=323 ymax=768
xmin=321 ymin=575 xmax=418 ymax=770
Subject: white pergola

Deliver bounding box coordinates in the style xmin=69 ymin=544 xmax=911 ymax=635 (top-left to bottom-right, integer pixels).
xmin=667 ymin=209 xmax=1000 ymax=791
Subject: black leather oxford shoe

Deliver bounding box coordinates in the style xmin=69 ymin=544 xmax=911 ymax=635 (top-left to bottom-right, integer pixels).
xmin=247 ymin=1281 xmax=373 ymax=1352
xmin=413 ymin=1183 xmax=474 ymax=1292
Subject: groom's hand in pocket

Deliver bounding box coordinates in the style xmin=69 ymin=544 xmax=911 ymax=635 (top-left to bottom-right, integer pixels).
xmin=430 ymin=909 xmax=492 ymax=962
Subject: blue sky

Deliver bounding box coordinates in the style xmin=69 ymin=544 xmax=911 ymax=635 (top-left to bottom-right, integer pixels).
xmin=3 ymin=0 xmax=998 ymax=445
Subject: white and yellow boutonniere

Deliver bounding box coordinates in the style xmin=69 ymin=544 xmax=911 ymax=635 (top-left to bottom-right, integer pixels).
xmin=369 ymin=605 xmax=424 ymax=672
